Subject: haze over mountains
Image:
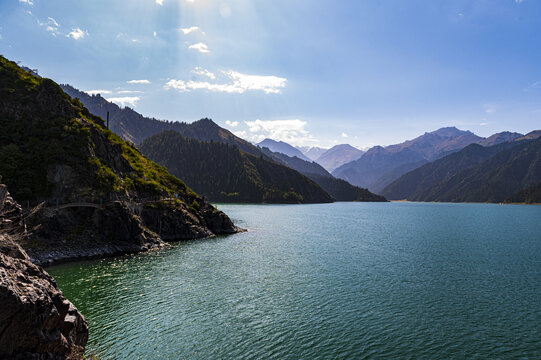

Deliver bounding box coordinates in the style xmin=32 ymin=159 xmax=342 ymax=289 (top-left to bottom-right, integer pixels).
xmin=297 ymin=146 xmax=327 ymax=161
xmin=62 ymin=84 xmax=384 ymax=203
xmin=312 ymin=144 xmax=365 ymax=172
xmin=257 ymin=139 xmax=312 ymax=162
xmin=59 ymin=83 xmax=540 ymax=205
xmin=383 ymin=134 xmax=541 ymax=203
xmin=331 ymin=127 xmax=526 ymax=193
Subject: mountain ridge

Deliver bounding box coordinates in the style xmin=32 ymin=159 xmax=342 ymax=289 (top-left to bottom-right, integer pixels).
xmin=257 ymin=138 xmax=311 ymax=162
xmin=315 ymin=144 xmax=365 ymax=172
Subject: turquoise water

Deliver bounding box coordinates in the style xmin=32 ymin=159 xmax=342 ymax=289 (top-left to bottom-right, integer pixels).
xmin=48 ymin=202 xmax=541 ymax=359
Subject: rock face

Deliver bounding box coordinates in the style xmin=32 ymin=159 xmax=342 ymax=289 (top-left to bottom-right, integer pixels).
xmin=0 ymin=183 xmax=88 ymax=359
xmin=1 ymin=55 xmax=241 ymax=266
xmin=25 ymin=198 xmax=240 ymax=266
xmin=25 ymin=202 xmax=166 ymax=266
xmin=141 ymin=199 xmax=238 ymax=241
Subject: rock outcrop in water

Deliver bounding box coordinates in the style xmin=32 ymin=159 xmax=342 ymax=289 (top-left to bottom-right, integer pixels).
xmin=0 ymin=182 xmax=88 ymax=359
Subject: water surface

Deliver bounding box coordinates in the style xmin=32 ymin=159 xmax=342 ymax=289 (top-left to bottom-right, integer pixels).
xmin=49 ymin=202 xmax=541 ymax=359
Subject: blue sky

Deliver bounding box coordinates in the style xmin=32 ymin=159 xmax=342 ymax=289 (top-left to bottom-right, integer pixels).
xmin=1 ymin=0 xmax=540 ymax=148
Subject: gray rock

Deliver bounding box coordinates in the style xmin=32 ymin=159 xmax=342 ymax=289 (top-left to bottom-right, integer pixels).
xmin=0 ymin=183 xmax=88 ymax=359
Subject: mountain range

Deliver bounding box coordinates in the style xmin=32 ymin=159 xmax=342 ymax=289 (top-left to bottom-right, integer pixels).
xmin=60 ymin=85 xmax=262 ymax=156
xmin=382 ymin=133 xmax=541 ymax=202
xmin=140 ymin=131 xmax=333 ymax=203
xmin=257 ymin=138 xmax=311 ymax=161
xmin=0 ymin=55 xmax=238 ymax=264
xmin=313 ymin=144 xmax=365 ymax=172
xmin=257 ymin=148 xmax=386 ymax=202
xmin=332 ymin=127 xmax=525 ymax=193
xmin=64 ymin=84 xmax=384 ymax=203
xmin=297 ymin=146 xmax=328 ymax=161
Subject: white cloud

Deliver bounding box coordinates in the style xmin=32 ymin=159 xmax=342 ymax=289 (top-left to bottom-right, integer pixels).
xmin=189 ymin=42 xmax=210 ymax=53
xmin=117 ymin=90 xmax=143 ymax=94
xmin=225 ymin=120 xmax=239 ymax=127
xmin=156 ymin=0 xmax=164 ymax=5
xmin=225 ymin=71 xmax=286 ymax=94
xmin=233 ymin=130 xmax=247 ymax=138
xmin=85 ymin=90 xmax=112 ymax=96
xmin=18 ymin=0 xmax=33 ymax=5
xmin=67 ymin=27 xmax=87 ymax=40
xmin=39 ymin=17 xmax=60 ymax=36
xmin=244 ymin=119 xmax=317 ymax=146
xmin=192 ymin=67 xmax=216 ymax=79
xmin=180 ymin=26 xmax=202 ymax=35
xmin=106 ymin=96 xmax=140 ymax=107
xmin=341 ymin=132 xmax=348 ymax=138
xmin=48 ymin=17 xmax=59 ymax=27
xmin=165 ymin=70 xmax=287 ymax=95
xmin=153 ymin=31 xmax=157 ymax=37
xmin=127 ymin=79 xmax=151 ymax=84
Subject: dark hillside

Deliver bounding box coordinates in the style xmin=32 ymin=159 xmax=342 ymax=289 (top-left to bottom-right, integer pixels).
xmin=140 ymin=130 xmax=333 ymax=203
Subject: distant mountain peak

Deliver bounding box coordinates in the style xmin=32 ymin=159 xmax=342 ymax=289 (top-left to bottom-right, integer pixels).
xmin=314 ymin=143 xmax=365 ymax=172
xmin=256 ymin=139 xmax=311 ymax=162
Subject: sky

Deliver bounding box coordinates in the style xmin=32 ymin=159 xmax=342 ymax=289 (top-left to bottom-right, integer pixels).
xmin=1 ymin=0 xmax=541 ymax=149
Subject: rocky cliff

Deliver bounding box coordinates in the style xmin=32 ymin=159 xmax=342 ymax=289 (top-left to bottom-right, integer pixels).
xmin=0 ymin=182 xmax=88 ymax=359
xmin=0 ymin=55 xmax=240 ymax=265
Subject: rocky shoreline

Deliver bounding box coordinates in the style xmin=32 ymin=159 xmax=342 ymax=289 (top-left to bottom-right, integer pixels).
xmin=0 ymin=178 xmax=243 ymax=359
xmin=0 ymin=184 xmax=88 ymax=359
xmin=22 ymin=198 xmax=241 ymax=266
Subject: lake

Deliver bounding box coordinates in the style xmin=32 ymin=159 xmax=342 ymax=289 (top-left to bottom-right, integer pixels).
xmin=48 ymin=202 xmax=541 ymax=359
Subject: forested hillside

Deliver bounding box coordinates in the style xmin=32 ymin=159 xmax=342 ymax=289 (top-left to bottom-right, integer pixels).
xmin=384 ymin=137 xmax=541 ymax=203
xmin=140 ymin=131 xmax=333 ymax=203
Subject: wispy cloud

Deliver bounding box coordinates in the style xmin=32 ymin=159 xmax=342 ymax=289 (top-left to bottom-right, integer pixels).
xmin=244 ymin=119 xmax=317 ymax=146
xmin=67 ymin=27 xmax=88 ymax=40
xmin=189 ymin=42 xmax=210 ymax=53
xmin=155 ymin=0 xmax=164 ymax=5
xmin=484 ymin=104 xmax=500 ymax=114
xmin=18 ymin=0 xmax=33 ymax=5
xmin=180 ymin=26 xmax=204 ymax=35
xmin=515 ymin=0 xmax=524 ymax=3
xmin=106 ymin=96 xmax=140 ymax=107
xmin=85 ymin=89 xmax=112 ymax=96
xmin=45 ymin=17 xmax=60 ymax=35
xmin=193 ymin=67 xmax=216 ymax=79
xmin=225 ymin=120 xmax=239 ymax=127
xmin=127 ymin=79 xmax=151 ymax=84
xmin=37 ymin=17 xmax=61 ymax=36
xmin=341 ymin=132 xmax=348 ymax=138
xmin=117 ymin=90 xmax=143 ymax=94
xmin=524 ymin=81 xmax=541 ymax=92
xmin=165 ymin=70 xmax=287 ymax=95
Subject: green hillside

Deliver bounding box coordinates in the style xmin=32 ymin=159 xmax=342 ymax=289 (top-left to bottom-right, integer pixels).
xmin=139 ymin=130 xmax=334 ymax=203
xmin=0 ymin=56 xmax=190 ymax=202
